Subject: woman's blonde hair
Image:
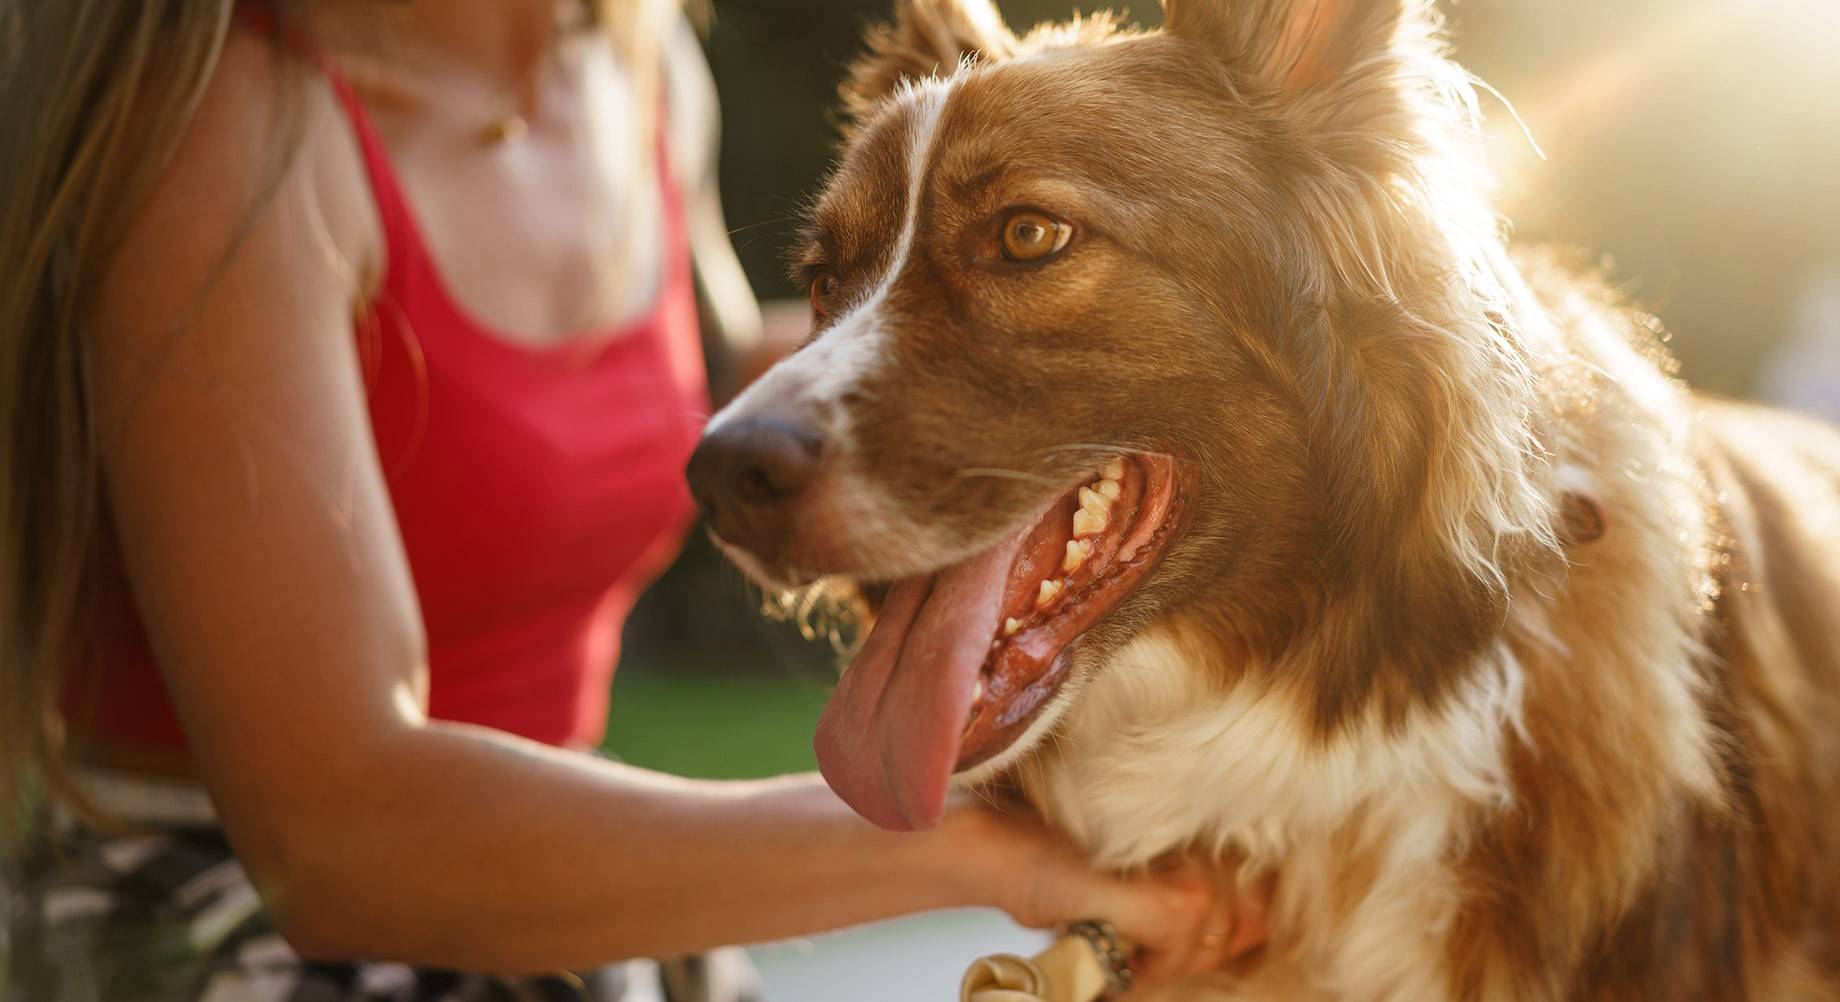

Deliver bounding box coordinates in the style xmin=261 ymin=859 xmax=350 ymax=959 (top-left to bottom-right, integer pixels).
xmin=1 ymin=0 xmax=262 ymax=831
xmin=0 ymin=0 xmax=681 ymax=834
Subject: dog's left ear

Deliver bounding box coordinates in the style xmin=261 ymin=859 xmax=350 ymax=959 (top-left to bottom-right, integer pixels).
xmin=842 ymin=0 xmax=1017 ymax=122
xmin=1163 ymin=0 xmax=1416 ymax=102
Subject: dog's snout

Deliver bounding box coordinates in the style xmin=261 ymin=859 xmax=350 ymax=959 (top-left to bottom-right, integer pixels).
xmin=686 ymin=415 xmax=824 ymax=538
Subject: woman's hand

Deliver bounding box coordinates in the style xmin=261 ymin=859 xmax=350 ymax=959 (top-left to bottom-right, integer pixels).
xmin=942 ymin=795 xmax=1269 ymax=985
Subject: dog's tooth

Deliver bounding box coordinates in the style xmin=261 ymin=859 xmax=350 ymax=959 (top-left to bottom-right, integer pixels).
xmin=1063 ymin=538 xmax=1091 ymax=573
xmin=1102 ymin=458 xmax=1126 ymax=481
xmin=1003 ymin=617 xmax=1022 ymax=636
xmin=972 ymin=677 xmax=985 ymax=704
xmin=1079 ymin=487 xmax=1110 ymax=514
xmin=1072 ymin=507 xmax=1108 ymax=538
xmin=1036 ymin=579 xmax=1064 ymax=608
xmin=1094 ymin=478 xmax=1122 ymax=502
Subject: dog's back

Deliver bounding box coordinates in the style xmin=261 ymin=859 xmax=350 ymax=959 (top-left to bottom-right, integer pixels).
xmin=1562 ymin=400 xmax=1840 ymax=998
xmin=1693 ymin=401 xmax=1840 ymax=991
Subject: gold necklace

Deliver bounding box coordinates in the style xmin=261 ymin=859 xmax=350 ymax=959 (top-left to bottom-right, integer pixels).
xmin=479 ymin=112 xmax=530 ymax=146
xmin=477 ymin=3 xmax=594 ymax=146
xmin=477 ymin=49 xmax=549 ymax=146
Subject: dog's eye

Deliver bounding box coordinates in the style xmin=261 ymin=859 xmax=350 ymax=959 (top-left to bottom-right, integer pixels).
xmin=809 ymin=269 xmax=838 ymax=319
xmin=1000 ymin=211 xmax=1072 ymax=263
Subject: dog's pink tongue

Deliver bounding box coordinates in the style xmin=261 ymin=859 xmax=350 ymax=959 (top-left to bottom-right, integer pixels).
xmin=814 ymin=532 xmax=1022 ymax=831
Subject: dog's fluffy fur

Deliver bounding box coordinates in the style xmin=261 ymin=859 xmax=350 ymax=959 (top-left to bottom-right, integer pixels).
xmin=706 ymin=0 xmax=1840 ymax=996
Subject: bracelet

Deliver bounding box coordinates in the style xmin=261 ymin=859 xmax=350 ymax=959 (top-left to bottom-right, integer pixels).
xmin=1064 ymin=920 xmax=1134 ymax=995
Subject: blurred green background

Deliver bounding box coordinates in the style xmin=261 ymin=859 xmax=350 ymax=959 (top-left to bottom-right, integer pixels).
xmin=607 ymin=0 xmax=1840 ymax=779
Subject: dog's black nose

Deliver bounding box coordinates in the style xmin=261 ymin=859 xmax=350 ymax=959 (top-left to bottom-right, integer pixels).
xmin=686 ymin=415 xmax=824 ymax=538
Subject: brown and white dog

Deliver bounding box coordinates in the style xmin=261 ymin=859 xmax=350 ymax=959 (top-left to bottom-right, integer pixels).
xmin=685 ymin=0 xmax=1840 ymax=997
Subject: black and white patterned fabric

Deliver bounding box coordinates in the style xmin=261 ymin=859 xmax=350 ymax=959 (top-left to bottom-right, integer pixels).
xmin=3 ymin=772 xmax=766 ymax=1002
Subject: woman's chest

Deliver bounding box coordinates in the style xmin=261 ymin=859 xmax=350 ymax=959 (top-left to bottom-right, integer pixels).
xmin=392 ymin=136 xmax=664 ymax=344
xmin=361 ymin=302 xmax=707 ymax=640
xmin=356 ymin=42 xmax=664 ymax=345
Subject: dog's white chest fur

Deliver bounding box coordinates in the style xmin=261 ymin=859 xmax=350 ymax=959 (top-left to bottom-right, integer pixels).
xmin=1018 ymin=628 xmax=1528 ymax=1001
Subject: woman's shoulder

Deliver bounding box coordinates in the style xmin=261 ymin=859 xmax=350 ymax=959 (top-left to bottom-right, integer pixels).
xmin=113 ymin=24 xmax=382 ymax=328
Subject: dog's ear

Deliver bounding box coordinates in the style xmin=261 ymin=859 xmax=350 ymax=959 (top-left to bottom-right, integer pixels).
xmin=842 ymin=0 xmax=1017 ymax=122
xmin=1163 ymin=0 xmax=1415 ymax=100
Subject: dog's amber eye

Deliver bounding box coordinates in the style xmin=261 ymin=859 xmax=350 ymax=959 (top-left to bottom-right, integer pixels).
xmin=1000 ymin=211 xmax=1072 ymax=263
xmin=809 ymin=269 xmax=837 ymax=319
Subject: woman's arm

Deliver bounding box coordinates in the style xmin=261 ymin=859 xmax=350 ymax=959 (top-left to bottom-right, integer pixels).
xmin=284 ymin=730 xmax=1238 ymax=974
xmin=663 ymin=19 xmax=813 ymax=403
xmin=662 ymin=15 xmax=764 ymax=401
xmin=94 ymin=34 xmax=1247 ymax=981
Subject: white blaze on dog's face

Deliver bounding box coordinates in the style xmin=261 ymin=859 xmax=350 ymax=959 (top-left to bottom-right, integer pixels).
xmin=688 ymin=0 xmax=1528 ymax=831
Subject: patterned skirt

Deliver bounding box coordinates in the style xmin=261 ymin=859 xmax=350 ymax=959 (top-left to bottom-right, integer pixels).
xmin=3 ymin=770 xmax=766 ymax=1002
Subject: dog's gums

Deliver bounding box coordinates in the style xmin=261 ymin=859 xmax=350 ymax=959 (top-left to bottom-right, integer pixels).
xmin=812 ymin=455 xmax=1187 ymax=832
xmin=961 ymin=456 xmax=1185 ymax=770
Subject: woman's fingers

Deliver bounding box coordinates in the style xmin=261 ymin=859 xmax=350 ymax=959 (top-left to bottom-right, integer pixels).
xmin=1221 ymin=876 xmax=1272 ymax=959
xmin=1111 ymin=861 xmax=1272 ymax=984
xmin=1186 ymin=878 xmax=1263 ymax=975
xmin=956 ymin=799 xmax=1271 ymax=985
xmin=1118 ymin=861 xmax=1218 ymax=983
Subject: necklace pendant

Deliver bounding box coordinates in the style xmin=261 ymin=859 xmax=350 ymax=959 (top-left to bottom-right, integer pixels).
xmin=481 ymin=114 xmax=528 ymax=146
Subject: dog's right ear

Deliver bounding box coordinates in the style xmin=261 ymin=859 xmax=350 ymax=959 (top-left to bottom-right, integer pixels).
xmin=1162 ymin=0 xmax=1417 ymax=111
xmin=842 ymin=0 xmax=1017 ymax=122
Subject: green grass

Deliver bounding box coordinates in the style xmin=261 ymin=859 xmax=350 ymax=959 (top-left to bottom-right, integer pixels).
xmin=601 ymin=664 xmax=836 ymax=779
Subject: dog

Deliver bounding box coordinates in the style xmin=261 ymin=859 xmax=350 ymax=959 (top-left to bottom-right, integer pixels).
xmin=685 ymin=0 xmax=1840 ymax=997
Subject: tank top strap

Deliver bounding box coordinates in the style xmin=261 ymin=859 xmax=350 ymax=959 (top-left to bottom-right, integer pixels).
xmin=235 ymin=6 xmax=427 ymax=298
xmin=313 ymin=67 xmax=427 ymax=298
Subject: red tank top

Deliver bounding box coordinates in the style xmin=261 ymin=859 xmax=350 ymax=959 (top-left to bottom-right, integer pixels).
xmin=75 ymin=58 xmax=707 ymax=750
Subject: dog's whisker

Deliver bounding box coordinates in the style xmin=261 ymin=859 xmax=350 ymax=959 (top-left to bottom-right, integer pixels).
xmin=970 ymin=784 xmax=1001 ymax=812
xmin=953 ymin=467 xmax=1063 ymax=488
xmin=1039 ymin=443 xmax=1182 ymax=465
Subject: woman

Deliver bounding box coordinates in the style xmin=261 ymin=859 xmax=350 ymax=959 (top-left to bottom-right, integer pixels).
xmin=0 ymin=1 xmax=1258 ymax=998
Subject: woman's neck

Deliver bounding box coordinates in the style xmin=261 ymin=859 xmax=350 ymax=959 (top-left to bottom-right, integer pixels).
xmin=314 ymin=0 xmax=587 ymax=90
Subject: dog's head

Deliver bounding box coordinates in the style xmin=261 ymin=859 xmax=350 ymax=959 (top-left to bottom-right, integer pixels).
xmin=687 ymin=0 xmax=1554 ymax=831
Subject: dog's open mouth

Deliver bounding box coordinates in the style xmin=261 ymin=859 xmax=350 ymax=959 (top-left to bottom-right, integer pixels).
xmin=814 ymin=454 xmax=1188 ymax=831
